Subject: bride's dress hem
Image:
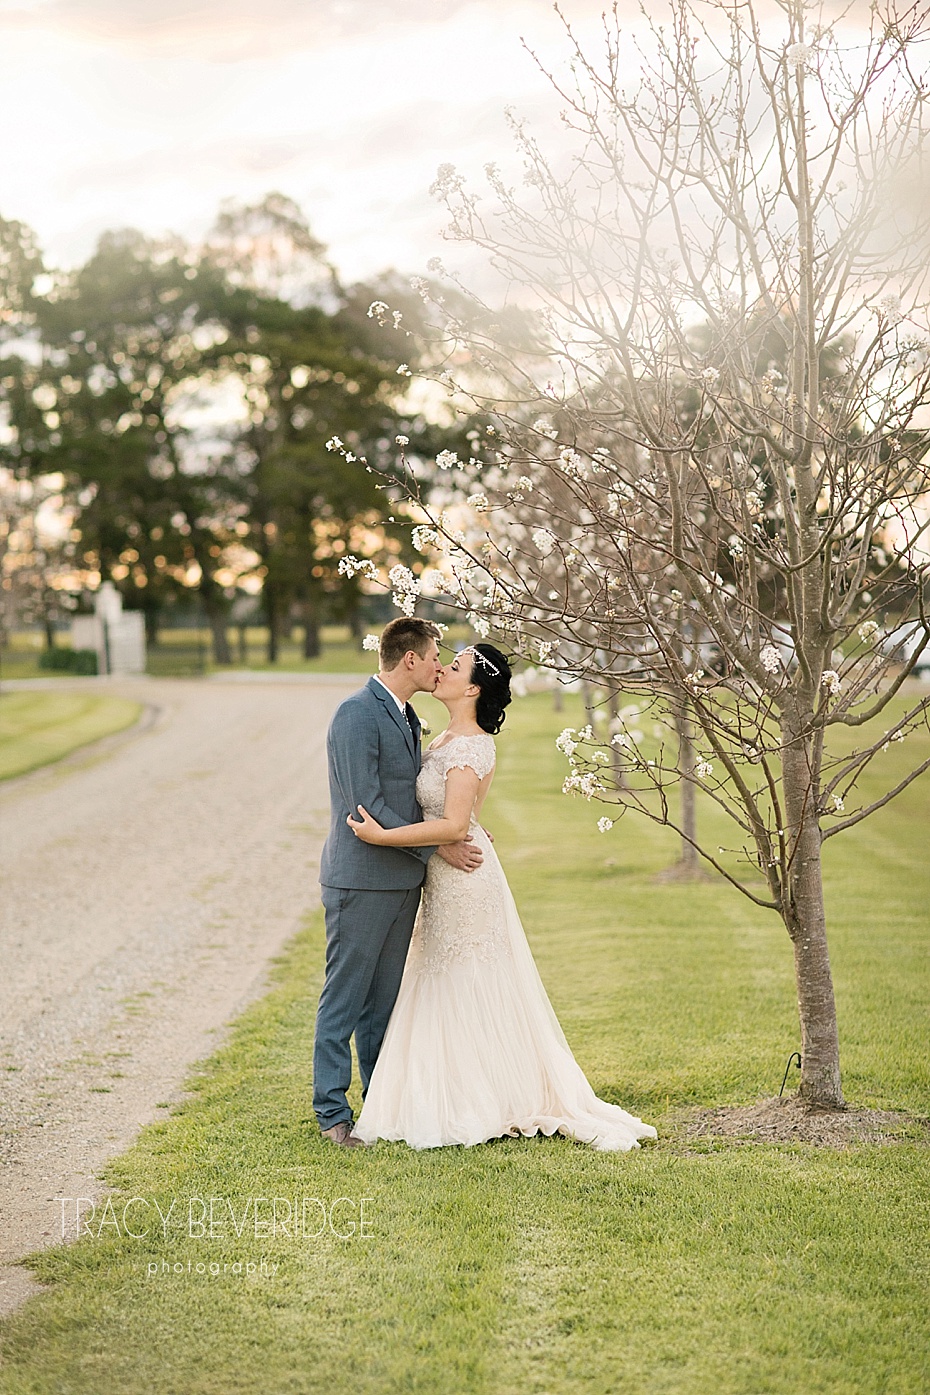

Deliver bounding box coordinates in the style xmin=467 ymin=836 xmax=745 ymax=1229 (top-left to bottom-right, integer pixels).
xmin=354 ymin=1117 xmax=657 ymax=1153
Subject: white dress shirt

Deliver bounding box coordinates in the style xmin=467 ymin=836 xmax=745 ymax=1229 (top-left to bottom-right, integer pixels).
xmin=374 ymin=675 xmax=409 ymax=717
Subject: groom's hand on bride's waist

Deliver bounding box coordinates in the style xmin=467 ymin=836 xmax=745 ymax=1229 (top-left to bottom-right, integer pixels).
xmin=437 ymin=836 xmax=483 ymax=872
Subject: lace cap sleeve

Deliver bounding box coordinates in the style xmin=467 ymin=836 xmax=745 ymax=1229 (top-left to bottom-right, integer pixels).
xmin=439 ymin=734 xmax=496 ymax=782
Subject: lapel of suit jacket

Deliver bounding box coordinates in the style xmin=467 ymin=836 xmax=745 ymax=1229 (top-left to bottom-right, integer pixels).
xmin=367 ymin=676 xmax=417 ymax=760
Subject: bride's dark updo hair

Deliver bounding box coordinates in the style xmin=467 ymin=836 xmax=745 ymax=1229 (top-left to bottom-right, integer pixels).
xmin=468 ymin=644 xmax=512 ymax=735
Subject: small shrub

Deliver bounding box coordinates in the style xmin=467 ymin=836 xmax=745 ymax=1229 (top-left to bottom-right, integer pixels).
xmin=38 ymin=647 xmax=98 ymax=675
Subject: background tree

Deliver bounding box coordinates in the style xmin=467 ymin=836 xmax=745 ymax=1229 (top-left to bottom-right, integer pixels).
xmin=0 ymin=227 xmax=245 ymax=656
xmin=338 ymin=0 xmax=930 ymax=1109
xmin=201 ymin=199 xmax=457 ymax=660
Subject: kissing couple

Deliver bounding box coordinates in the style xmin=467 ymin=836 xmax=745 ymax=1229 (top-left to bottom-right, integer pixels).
xmin=312 ymin=617 xmax=656 ymax=1152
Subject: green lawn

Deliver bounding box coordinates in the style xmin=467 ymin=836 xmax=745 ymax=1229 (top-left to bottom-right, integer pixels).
xmin=1 ymin=623 xmax=476 ymax=680
xmin=0 ymin=694 xmax=927 ymax=1393
xmin=0 ymin=691 xmax=143 ymax=781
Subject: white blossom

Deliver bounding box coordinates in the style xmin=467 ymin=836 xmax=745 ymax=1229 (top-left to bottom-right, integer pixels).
xmin=395 ymin=434 xmax=409 ymax=446
xmin=430 ymin=162 xmax=464 ymax=198
xmin=362 ymin=634 xmax=380 ymax=652
xmin=367 ymin=300 xmax=390 ymax=324
xmin=701 ymin=366 xmax=720 ymax=387
xmin=388 ymin=564 xmax=420 ymax=595
xmin=597 ymin=817 xmax=614 ymax=833
xmin=578 ymin=772 xmax=604 ymax=800
xmin=786 ymin=42 xmax=813 ymax=69
xmin=760 ymin=645 xmax=781 ymax=674
xmin=533 ymin=417 xmax=558 ymax=439
xmin=412 ymin=525 xmax=438 ymax=552
xmin=436 ymin=450 xmax=459 ymax=471
xmin=468 ymin=612 xmax=491 ymax=638
xmin=877 ymin=294 xmax=903 ymax=326
xmin=396 ymin=364 xmax=412 ymax=377
xmin=420 ymin=567 xmax=450 ymax=594
xmin=325 ymin=436 xmax=344 ymax=452
xmin=611 ymin=733 xmax=631 ymax=749
xmin=338 ymin=555 xmax=377 ymax=580
xmin=858 ymin=620 xmax=879 ymax=641
xmin=538 ymin=640 xmax=553 ymax=662
xmin=831 ymin=794 xmax=845 ymax=812
xmin=728 ymin=535 xmax=744 ymax=558
xmin=821 ymin=669 xmax=842 ymax=696
xmin=468 ymin=493 xmax=489 ymax=511
xmin=556 ymin=727 xmax=578 ymax=758
xmin=695 ymin=760 xmax=714 ymax=779
xmin=532 ymin=528 xmax=556 ymax=556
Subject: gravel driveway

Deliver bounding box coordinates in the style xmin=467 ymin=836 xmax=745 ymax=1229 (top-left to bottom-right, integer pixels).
xmin=0 ymin=674 xmax=356 ymax=1316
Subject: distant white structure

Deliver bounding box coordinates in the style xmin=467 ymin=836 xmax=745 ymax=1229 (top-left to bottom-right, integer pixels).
xmin=71 ymin=582 xmax=146 ymax=675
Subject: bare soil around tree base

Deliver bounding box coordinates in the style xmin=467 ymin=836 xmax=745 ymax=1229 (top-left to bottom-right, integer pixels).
xmin=671 ymin=1095 xmax=930 ymax=1149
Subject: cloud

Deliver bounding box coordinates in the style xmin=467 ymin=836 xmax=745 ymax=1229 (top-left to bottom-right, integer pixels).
xmin=0 ymin=0 xmax=595 ymax=61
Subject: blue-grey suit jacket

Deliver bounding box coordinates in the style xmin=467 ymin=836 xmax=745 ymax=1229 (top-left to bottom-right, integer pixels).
xmin=319 ymin=676 xmax=437 ymax=891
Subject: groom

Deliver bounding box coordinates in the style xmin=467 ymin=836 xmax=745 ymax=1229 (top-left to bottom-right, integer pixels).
xmin=313 ymin=617 xmax=483 ymax=1147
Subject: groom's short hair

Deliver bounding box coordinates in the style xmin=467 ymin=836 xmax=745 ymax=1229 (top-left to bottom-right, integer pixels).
xmin=380 ymin=617 xmax=441 ymax=671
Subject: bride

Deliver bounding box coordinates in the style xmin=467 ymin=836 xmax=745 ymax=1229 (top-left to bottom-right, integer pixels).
xmin=346 ymin=642 xmax=656 ymax=1153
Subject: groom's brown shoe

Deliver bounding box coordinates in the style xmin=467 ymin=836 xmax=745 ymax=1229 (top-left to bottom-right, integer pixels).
xmin=321 ymin=1120 xmax=366 ymax=1149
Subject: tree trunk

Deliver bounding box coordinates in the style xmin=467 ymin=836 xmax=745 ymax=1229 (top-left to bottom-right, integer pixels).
xmin=201 ymin=594 xmax=232 ymax=665
xmin=303 ymin=611 xmax=320 ymax=659
xmin=143 ymin=603 xmax=159 ymax=648
xmin=265 ymin=586 xmax=279 ymax=664
xmin=583 ymin=681 xmax=596 ymax=729
xmin=607 ymin=685 xmax=628 ymax=791
xmin=781 ymin=714 xmax=844 ymax=1108
xmin=656 ymin=699 xmax=703 ymax=882
xmin=43 ymin=612 xmax=56 ymax=650
xmin=209 ymin=614 xmax=232 ymax=666
xmin=676 ymin=703 xmax=699 ymax=875
xmin=237 ymin=625 xmax=248 ymax=665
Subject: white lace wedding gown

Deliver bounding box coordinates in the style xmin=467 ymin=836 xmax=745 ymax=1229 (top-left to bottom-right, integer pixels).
xmin=354 ymin=733 xmax=657 ymax=1152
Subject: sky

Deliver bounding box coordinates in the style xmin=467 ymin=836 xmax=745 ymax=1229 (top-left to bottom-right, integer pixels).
xmin=0 ymin=0 xmax=616 ymax=286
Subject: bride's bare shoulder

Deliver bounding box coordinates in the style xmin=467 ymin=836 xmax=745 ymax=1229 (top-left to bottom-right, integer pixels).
xmin=430 ymin=730 xmax=494 ymax=749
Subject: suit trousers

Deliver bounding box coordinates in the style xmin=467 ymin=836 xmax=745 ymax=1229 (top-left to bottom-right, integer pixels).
xmin=312 ymin=884 xmax=421 ymax=1130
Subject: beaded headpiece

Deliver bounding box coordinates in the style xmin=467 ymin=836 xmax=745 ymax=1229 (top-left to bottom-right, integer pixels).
xmin=458 ymin=644 xmax=501 ymax=676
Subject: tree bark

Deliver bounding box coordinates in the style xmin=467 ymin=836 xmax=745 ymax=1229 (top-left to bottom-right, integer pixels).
xmin=302 ymin=603 xmax=320 ymax=659
xmin=676 ymin=702 xmax=699 ymax=875
xmin=142 ymin=602 xmax=159 ymax=648
xmin=201 ymin=594 xmax=232 ymax=665
xmin=208 ymin=614 xmax=232 ymax=666
xmin=607 ymin=685 xmax=628 ymax=791
xmin=781 ymin=712 xmax=844 ymax=1108
xmin=265 ymin=585 xmax=279 ymax=664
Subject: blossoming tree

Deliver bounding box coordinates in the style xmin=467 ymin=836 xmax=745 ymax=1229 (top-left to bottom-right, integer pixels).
xmin=332 ymin=0 xmax=930 ymax=1108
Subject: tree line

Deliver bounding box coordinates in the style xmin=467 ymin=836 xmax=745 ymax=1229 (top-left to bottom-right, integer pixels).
xmin=0 ymin=193 xmax=456 ymax=662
